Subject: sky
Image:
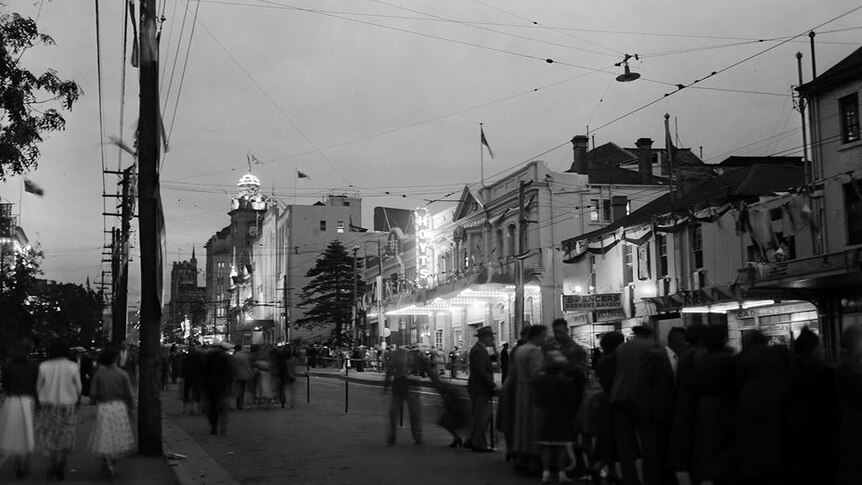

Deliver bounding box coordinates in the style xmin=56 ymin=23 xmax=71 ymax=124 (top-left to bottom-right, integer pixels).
xmin=2 ymin=0 xmax=861 ymax=308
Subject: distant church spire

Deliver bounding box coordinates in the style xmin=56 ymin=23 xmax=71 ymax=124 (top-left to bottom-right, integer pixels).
xmin=191 ymin=245 xmax=196 ymax=262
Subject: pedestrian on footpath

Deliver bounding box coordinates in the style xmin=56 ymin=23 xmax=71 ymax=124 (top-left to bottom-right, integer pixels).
xmin=204 ymin=342 xmax=234 ymax=435
xmin=36 ymin=339 xmax=82 ymax=481
xmin=87 ymin=348 xmax=136 ymax=476
xmin=231 ymin=344 xmax=252 ymax=410
xmin=384 ymin=346 xmax=422 ymax=445
xmin=465 ymin=326 xmax=496 ymax=452
xmin=535 ymin=350 xmax=578 ymax=484
xmin=0 ymin=338 xmax=39 ymax=479
xmin=276 ymin=346 xmax=298 ymax=409
xmin=182 ymin=344 xmax=203 ymax=414
xmin=500 ymin=343 xmax=510 ymax=383
xmin=511 ymin=324 xmax=548 ymax=475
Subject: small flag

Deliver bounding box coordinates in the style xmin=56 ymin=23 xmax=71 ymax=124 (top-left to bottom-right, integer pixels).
xmin=480 ymin=126 xmax=495 ymax=159
xmin=297 ymin=170 xmax=310 ymax=180
xmin=24 ymin=178 xmax=44 ymax=196
xmin=249 ymin=153 xmax=263 ymax=165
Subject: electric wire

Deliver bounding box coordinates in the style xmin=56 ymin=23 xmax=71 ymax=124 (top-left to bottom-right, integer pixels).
xmin=117 ymin=0 xmax=129 ymax=172
xmin=187 ymin=11 xmax=351 ymax=186
xmin=165 ymin=0 xmax=201 ymax=145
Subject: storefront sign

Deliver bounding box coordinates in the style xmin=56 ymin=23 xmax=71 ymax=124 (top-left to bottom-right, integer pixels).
xmin=414 ymin=208 xmax=434 ymax=288
xmin=562 ymin=293 xmax=622 ymax=312
xmin=595 ymin=308 xmax=626 ymax=322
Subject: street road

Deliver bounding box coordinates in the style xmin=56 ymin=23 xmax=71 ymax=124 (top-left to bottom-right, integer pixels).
xmin=164 ymin=376 xmax=587 ymax=485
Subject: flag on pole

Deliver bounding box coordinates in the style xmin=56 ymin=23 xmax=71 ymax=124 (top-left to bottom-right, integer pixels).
xmin=24 ymin=178 xmax=44 ymax=196
xmin=297 ymin=170 xmax=310 ymax=180
xmin=480 ymin=126 xmax=495 ymax=159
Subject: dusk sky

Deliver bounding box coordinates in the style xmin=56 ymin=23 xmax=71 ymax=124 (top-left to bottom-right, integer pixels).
xmin=3 ymin=0 xmax=860 ymax=307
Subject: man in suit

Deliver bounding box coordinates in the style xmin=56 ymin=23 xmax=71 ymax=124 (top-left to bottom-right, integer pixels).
xmin=611 ymin=325 xmax=658 ymax=485
xmin=500 ymin=343 xmax=510 ymax=383
xmin=466 ymin=326 xmax=497 ymax=452
xmin=637 ymin=327 xmax=688 ymax=485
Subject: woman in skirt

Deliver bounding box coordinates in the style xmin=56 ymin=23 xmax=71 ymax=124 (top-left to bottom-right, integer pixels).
xmin=88 ymin=348 xmax=136 ymax=476
xmin=0 ymin=339 xmax=39 ymax=478
xmin=36 ymin=340 xmax=82 ymax=481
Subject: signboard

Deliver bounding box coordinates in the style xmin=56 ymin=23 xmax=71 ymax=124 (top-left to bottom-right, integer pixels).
xmin=595 ymin=308 xmax=627 ymax=322
xmin=562 ymin=293 xmax=622 ymax=312
xmin=414 ymin=208 xmax=434 ymax=288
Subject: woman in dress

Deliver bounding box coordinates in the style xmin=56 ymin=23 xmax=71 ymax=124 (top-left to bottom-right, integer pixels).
xmin=0 ymin=339 xmax=39 ymax=478
xmin=36 ymin=339 xmax=82 ymax=481
xmin=88 ymin=348 xmax=136 ymax=476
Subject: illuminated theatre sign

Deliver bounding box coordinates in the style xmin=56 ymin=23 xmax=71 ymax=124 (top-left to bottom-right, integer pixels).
xmin=415 ymin=208 xmax=434 ymax=288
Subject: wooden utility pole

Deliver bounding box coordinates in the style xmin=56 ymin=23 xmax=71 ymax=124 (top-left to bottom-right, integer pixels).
xmin=137 ymin=0 xmax=163 ymax=455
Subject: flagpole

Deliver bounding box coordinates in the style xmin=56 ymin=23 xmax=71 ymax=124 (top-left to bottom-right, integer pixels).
xmin=294 ymin=171 xmax=297 ymax=205
xmin=480 ymin=123 xmax=485 ymax=188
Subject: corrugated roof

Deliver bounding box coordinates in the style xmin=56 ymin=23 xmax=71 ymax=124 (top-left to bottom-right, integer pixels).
xmin=797 ymin=46 xmax=862 ymax=95
xmin=565 ymin=162 xmax=805 ymax=244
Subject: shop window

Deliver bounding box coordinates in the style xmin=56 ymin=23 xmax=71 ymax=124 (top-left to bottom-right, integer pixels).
xmin=656 ymin=234 xmax=668 ymax=277
xmin=690 ymin=224 xmax=704 ymax=269
xmin=845 ymin=181 xmax=862 ymax=245
xmin=602 ymin=198 xmax=612 ymax=223
xmin=623 ymin=244 xmax=634 ymax=285
xmin=840 ymin=93 xmax=860 ymax=144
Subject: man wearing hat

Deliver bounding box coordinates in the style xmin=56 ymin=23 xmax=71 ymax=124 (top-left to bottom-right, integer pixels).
xmin=466 ymin=326 xmax=497 ymax=452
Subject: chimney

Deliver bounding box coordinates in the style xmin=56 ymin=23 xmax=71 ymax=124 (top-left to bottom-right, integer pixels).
xmin=570 ymin=135 xmax=589 ymax=174
xmin=635 ymin=137 xmax=654 ymax=184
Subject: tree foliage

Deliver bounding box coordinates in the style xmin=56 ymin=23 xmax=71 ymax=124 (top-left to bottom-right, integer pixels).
xmin=0 ymin=11 xmax=81 ymax=178
xmin=294 ymin=241 xmax=364 ymax=347
xmin=0 ymin=251 xmax=103 ymax=354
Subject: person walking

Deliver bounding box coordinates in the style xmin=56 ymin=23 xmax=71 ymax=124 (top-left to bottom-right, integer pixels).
xmin=182 ymin=345 xmax=203 ymax=414
xmin=610 ymin=325 xmax=656 ymax=485
xmin=36 ymin=339 xmax=82 ymax=481
xmin=276 ymin=346 xmax=298 ymax=409
xmin=88 ymin=348 xmax=136 ymax=476
xmin=787 ymin=327 xmax=838 ymax=485
xmin=635 ymin=327 xmax=687 ymax=485
xmin=254 ymin=348 xmax=275 ymax=409
xmin=231 ymin=344 xmax=252 ymax=410
xmin=465 ymin=326 xmax=497 ymax=452
xmin=169 ymin=344 xmax=182 ymax=385
xmin=536 ymin=351 xmax=579 ymax=484
xmin=0 ymin=339 xmax=39 ymax=478
xmin=500 ymin=343 xmax=510 ymax=383
xmin=384 ymin=346 xmax=422 ymax=445
xmin=203 ymin=342 xmax=234 ymax=435
xmin=512 ymin=324 xmax=549 ymax=475
xmin=593 ymin=331 xmax=625 ymax=484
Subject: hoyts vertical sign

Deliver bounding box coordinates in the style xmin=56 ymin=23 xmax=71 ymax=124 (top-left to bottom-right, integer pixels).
xmin=415 ymin=208 xmax=433 ymax=288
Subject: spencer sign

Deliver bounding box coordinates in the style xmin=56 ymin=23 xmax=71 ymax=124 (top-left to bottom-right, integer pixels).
xmin=561 ymin=293 xmax=622 ymax=312
xmin=414 ymin=208 xmax=434 ymax=288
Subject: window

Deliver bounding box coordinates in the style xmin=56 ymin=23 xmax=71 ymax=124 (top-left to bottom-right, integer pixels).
xmin=656 ymin=234 xmax=668 ymax=277
xmin=690 ymin=224 xmax=704 ymax=269
xmin=435 ymin=329 xmax=443 ymax=350
xmin=507 ymin=225 xmax=516 ymax=256
xmin=623 ymin=244 xmax=634 ymax=285
xmin=496 ymin=228 xmax=504 ymax=256
xmin=319 ymin=220 xmax=326 ymax=231
xmin=337 ymin=221 xmax=345 ymax=233
xmin=602 ymin=198 xmax=611 ymax=223
xmin=840 ymin=93 xmax=860 ymax=143
xmin=589 ymin=254 xmax=597 ymax=292
xmin=343 ymin=201 xmax=350 ymax=207
xmin=845 ymin=180 xmax=862 ymax=245
xmin=589 ymin=199 xmax=600 ymax=223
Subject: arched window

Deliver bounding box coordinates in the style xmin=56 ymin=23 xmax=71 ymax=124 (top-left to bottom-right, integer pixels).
xmin=507 ymin=224 xmax=516 ymax=256
xmin=495 ymin=228 xmax=504 ymax=257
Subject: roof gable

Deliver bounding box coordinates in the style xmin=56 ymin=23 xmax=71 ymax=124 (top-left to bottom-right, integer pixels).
xmin=452 ymin=186 xmax=485 ymax=222
xmin=798 ymin=46 xmax=862 ymax=95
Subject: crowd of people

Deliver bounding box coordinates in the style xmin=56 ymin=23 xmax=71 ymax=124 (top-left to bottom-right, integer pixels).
xmin=176 ymin=342 xmax=300 ymax=435
xmin=380 ymin=319 xmax=862 ymax=485
xmin=0 ymin=339 xmax=136 ymax=480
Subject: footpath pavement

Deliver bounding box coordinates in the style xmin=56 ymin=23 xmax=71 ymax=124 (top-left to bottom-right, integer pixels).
xmin=0 ymin=401 xmax=179 ymax=484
